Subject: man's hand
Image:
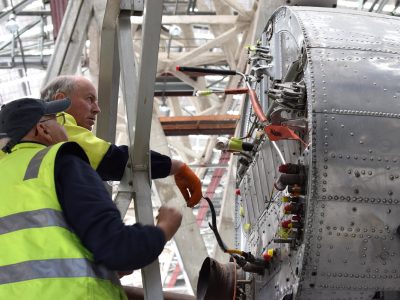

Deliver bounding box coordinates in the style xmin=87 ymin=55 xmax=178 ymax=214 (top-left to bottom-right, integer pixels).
xmin=174 ymin=163 xmax=202 ymax=207
xmin=156 ymin=206 xmax=182 ymax=241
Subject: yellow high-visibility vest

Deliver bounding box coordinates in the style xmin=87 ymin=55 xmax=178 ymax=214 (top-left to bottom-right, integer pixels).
xmin=63 ymin=113 xmax=111 ymax=170
xmin=0 ymin=142 xmax=126 ymax=299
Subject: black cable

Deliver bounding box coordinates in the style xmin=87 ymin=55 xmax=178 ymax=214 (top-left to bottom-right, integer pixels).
xmin=176 ymin=66 xmax=237 ymax=76
xmin=203 ymin=196 xmax=228 ymax=252
xmin=204 ymin=197 xmax=257 ymax=264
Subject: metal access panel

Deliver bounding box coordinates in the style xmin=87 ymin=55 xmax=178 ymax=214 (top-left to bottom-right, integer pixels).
xmin=236 ymin=6 xmax=400 ymax=300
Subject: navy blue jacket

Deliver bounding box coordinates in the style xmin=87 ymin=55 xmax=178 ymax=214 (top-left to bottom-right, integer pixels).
xmin=97 ymin=145 xmax=171 ymax=181
xmin=54 ymin=145 xmax=167 ymax=271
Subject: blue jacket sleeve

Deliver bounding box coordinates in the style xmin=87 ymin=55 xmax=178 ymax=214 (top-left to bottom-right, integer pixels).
xmin=97 ymin=145 xmax=172 ymax=181
xmin=54 ymin=152 xmax=166 ymax=271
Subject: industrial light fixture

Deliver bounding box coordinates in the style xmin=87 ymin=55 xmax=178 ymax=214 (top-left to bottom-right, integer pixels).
xmin=159 ymin=98 xmax=170 ymax=114
xmin=168 ymin=25 xmax=182 ymax=37
xmin=5 ymin=14 xmax=19 ymax=34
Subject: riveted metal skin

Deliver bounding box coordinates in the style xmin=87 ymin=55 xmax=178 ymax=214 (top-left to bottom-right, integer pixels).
xmin=237 ymin=6 xmax=400 ymax=300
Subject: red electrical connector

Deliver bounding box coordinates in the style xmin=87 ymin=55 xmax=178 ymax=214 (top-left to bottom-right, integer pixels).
xmin=281 ymin=220 xmax=292 ymax=229
xmin=262 ymin=249 xmax=275 ymax=262
xmin=283 ymin=203 xmax=302 ymax=215
xmin=281 ymin=220 xmax=301 ymax=229
xmin=283 ymin=204 xmax=293 ymax=214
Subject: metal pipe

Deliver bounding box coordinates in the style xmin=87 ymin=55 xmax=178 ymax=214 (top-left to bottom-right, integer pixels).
xmin=235 ymin=70 xmax=268 ymax=124
xmin=247 ymin=87 xmax=267 ymax=123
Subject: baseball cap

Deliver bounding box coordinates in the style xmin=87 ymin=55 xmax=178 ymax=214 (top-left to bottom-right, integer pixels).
xmin=0 ymin=97 xmax=71 ymax=153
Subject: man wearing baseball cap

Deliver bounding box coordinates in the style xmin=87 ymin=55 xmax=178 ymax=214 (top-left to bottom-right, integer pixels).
xmin=0 ymin=97 xmax=70 ymax=152
xmin=0 ymin=98 xmax=182 ymax=299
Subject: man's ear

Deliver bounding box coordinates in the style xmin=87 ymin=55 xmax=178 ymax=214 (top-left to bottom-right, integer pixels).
xmin=54 ymin=92 xmax=72 ymax=115
xmin=36 ymin=123 xmax=52 ymax=143
xmin=54 ymin=92 xmax=66 ymax=100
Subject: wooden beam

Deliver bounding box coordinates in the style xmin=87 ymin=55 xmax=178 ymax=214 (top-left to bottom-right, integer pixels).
xmin=159 ymin=114 xmax=240 ymax=136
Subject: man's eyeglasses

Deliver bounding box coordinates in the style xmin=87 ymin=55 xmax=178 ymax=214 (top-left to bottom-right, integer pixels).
xmin=39 ymin=113 xmax=66 ymax=126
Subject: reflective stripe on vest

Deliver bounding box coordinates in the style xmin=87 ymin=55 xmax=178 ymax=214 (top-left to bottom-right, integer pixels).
xmin=0 ymin=143 xmax=124 ymax=298
xmin=0 ymin=208 xmax=69 ymax=235
xmin=23 ymin=147 xmax=52 ymax=180
xmin=0 ymin=258 xmax=120 ymax=286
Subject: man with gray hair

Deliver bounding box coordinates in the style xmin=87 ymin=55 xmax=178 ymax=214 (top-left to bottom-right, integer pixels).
xmin=41 ymin=75 xmax=202 ymax=208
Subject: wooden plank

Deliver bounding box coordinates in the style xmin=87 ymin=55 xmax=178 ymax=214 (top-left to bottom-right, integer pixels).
xmin=159 ymin=114 xmax=240 ymax=135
